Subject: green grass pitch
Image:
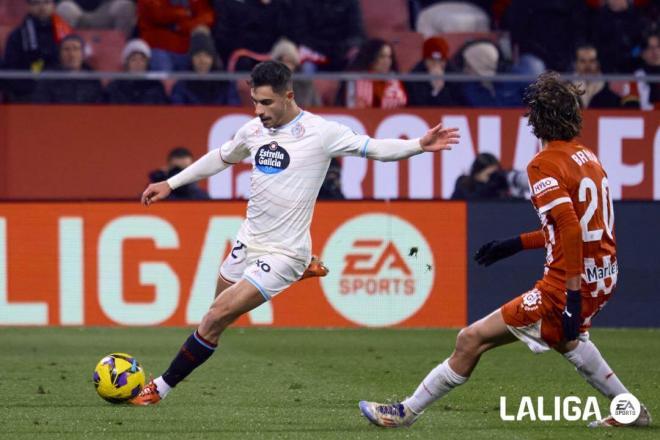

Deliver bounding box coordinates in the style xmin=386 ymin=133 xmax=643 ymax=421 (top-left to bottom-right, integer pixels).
xmin=1 ymin=327 xmax=658 ymax=439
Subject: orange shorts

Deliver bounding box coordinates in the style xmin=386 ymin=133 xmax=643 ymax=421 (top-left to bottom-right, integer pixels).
xmin=501 ymin=280 xmax=612 ymax=353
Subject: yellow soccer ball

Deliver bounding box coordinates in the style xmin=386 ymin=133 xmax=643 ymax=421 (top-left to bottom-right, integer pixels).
xmin=93 ymin=353 xmax=145 ymax=403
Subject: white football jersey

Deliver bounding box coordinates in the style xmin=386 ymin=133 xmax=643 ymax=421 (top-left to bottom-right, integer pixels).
xmin=220 ymin=111 xmax=370 ymax=263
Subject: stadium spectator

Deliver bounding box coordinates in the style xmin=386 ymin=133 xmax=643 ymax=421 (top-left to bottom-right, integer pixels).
xmin=290 ymin=0 xmax=364 ymax=72
xmin=631 ymin=31 xmax=660 ymax=110
xmin=31 ymin=34 xmax=104 ymax=103
xmin=573 ymin=45 xmax=624 ymax=109
xmin=270 ymin=38 xmax=320 ymax=108
xmin=3 ymin=0 xmax=72 ymax=102
xmin=503 ymin=0 xmax=588 ymax=73
xmin=405 ymin=36 xmax=459 ymax=107
xmin=149 ymin=147 xmax=210 ymax=200
xmin=590 ymin=0 xmax=644 ymax=73
xmin=213 ymin=0 xmax=292 ymax=70
xmin=170 ymin=31 xmax=240 ymax=105
xmin=318 ymin=158 xmax=345 ymax=200
xmin=415 ymin=1 xmax=491 ymax=36
xmin=56 ymin=0 xmax=136 ymax=37
xmin=137 ymin=0 xmax=214 ymax=71
xmin=451 ymin=153 xmax=511 ymax=200
xmin=105 ymin=38 xmax=168 ymax=104
xmin=456 ymin=40 xmax=522 ymax=107
xmin=338 ymin=39 xmax=407 ymax=109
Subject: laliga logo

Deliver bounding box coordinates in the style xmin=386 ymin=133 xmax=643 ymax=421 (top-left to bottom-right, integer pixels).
xmin=500 ymin=393 xmax=641 ymax=423
xmin=500 ymin=396 xmax=603 ymax=422
xmin=320 ymin=214 xmax=434 ymax=326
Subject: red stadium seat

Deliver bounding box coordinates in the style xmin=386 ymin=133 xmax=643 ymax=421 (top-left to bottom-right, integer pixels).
xmin=360 ymin=0 xmax=409 ymax=37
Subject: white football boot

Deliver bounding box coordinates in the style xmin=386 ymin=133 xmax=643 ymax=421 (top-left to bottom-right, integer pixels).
xmin=359 ymin=400 xmax=420 ymax=428
xmin=588 ymin=403 xmax=652 ymax=428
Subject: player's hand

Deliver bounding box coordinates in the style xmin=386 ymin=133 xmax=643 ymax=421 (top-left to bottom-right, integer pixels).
xmin=562 ymin=289 xmax=582 ymax=341
xmin=141 ymin=181 xmax=172 ymax=206
xmin=474 ymin=236 xmax=523 ymax=266
xmin=420 ymin=123 xmax=460 ymax=152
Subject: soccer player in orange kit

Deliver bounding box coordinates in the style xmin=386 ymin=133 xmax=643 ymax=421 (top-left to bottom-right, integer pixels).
xmin=359 ymin=72 xmax=651 ymax=428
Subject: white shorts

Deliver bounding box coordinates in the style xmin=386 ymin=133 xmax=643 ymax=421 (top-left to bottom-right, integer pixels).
xmin=219 ymin=239 xmax=307 ymax=300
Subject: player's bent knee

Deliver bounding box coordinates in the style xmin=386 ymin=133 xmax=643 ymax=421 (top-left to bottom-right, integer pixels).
xmin=455 ymin=326 xmax=482 ymax=353
xmin=457 ymin=323 xmax=496 ymax=355
xmin=204 ymin=303 xmax=240 ymax=330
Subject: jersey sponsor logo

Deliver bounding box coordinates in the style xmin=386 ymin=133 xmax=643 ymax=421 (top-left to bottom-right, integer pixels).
xmin=532 ymin=177 xmax=559 ymax=196
xmin=255 ymin=141 xmax=290 ymax=174
xmin=319 ymin=214 xmax=434 ymax=327
xmin=582 ymin=257 xmax=618 ymax=297
xmin=583 ymin=260 xmax=617 ymax=284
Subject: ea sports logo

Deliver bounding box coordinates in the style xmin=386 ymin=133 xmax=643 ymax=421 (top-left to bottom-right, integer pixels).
xmin=610 ymin=393 xmax=641 ymax=425
xmin=320 ymin=214 xmax=434 ymax=326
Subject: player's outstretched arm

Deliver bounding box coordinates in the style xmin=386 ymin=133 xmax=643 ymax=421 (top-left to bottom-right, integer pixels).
xmin=364 ymin=123 xmax=459 ymax=162
xmin=141 ymin=149 xmax=231 ymax=207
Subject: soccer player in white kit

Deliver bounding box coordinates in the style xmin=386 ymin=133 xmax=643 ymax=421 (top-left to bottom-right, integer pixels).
xmin=131 ymin=61 xmax=460 ymax=405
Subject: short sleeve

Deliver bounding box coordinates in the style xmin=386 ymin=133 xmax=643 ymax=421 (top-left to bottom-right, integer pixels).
xmin=322 ymin=120 xmax=371 ymax=158
xmin=527 ymin=158 xmax=572 ymax=214
xmin=220 ymin=125 xmax=251 ymax=164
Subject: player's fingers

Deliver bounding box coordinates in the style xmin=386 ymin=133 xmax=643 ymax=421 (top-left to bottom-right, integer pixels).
xmin=141 ymin=189 xmax=153 ymax=206
xmin=475 ymin=243 xmax=496 ymax=264
xmin=149 ymin=191 xmax=165 ymax=204
xmin=475 ymin=253 xmax=490 ymax=265
xmin=430 ymin=122 xmax=443 ymax=133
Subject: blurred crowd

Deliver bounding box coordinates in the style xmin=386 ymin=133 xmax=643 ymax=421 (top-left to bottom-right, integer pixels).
xmin=0 ymin=0 xmax=657 ymax=109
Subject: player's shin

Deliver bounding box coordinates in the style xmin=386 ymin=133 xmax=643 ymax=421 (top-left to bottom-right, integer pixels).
xmin=403 ymin=359 xmax=468 ymax=414
xmin=563 ymin=340 xmax=628 ymax=399
xmin=158 ymin=330 xmax=218 ymax=397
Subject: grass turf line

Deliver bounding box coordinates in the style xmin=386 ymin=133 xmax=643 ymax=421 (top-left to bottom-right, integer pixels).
xmin=0 ymin=327 xmax=658 ymax=439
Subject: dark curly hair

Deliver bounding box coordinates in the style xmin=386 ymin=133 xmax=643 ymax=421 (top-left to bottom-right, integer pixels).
xmin=523 ymin=71 xmax=584 ymax=142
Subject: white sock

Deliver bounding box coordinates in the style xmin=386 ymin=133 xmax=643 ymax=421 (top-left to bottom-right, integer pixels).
xmin=563 ymin=340 xmax=628 ymax=399
xmin=153 ymin=376 xmax=172 ymax=398
xmin=403 ymin=359 xmax=468 ymax=414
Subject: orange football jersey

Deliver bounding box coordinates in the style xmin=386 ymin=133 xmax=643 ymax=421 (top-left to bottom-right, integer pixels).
xmin=527 ymin=140 xmax=617 ymax=298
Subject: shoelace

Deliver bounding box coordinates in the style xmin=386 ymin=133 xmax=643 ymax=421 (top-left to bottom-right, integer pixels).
xmin=377 ymin=404 xmax=405 ymax=418
xmin=140 ymin=383 xmax=157 ymax=396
